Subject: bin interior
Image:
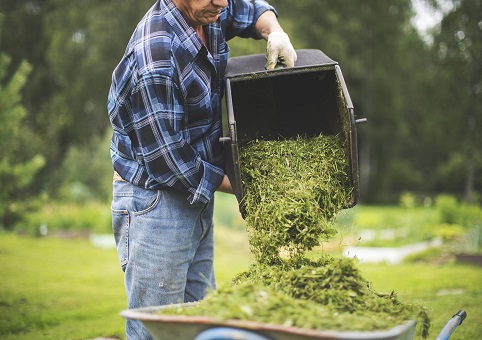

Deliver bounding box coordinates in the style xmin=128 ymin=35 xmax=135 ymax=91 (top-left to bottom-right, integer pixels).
xmin=229 ymin=67 xmax=347 ymax=142
xmin=223 ymin=50 xmax=359 ymax=212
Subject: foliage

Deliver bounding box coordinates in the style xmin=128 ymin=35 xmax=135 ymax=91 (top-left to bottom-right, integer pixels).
xmin=338 ymin=205 xmax=438 ymax=230
xmin=23 ymin=202 xmax=112 ymax=235
xmin=434 ymin=223 xmax=466 ymax=242
xmin=428 ymin=0 xmax=482 ymax=202
xmin=336 ymin=198 xmax=482 ymax=248
xmin=435 ymin=194 xmax=482 ymax=227
xmin=433 ymin=195 xmax=482 ymax=253
xmin=400 ymin=191 xmax=417 ymax=208
xmin=435 ymin=194 xmax=461 ymax=224
xmin=0 ymin=0 xmax=481 ymax=206
xmin=457 ymin=224 xmax=482 ymax=254
xmin=0 ymin=46 xmax=45 ymax=230
xmin=58 ymin=130 xmax=114 ymax=203
xmin=0 ymin=0 xmax=152 ymax=197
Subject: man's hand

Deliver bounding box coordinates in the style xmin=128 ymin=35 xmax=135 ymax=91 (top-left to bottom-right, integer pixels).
xmin=217 ymin=174 xmax=234 ymax=194
xmin=254 ymin=10 xmax=297 ymax=70
xmin=266 ymin=31 xmax=297 ymax=70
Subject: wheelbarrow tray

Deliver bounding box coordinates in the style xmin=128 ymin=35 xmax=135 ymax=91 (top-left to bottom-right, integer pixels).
xmin=121 ymin=303 xmax=416 ymax=340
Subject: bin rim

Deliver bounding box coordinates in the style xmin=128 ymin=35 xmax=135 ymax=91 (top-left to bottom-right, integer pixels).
xmin=224 ymin=49 xmax=338 ymax=80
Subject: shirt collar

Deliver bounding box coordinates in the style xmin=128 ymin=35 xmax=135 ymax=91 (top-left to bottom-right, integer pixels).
xmin=160 ymin=0 xmax=209 ymax=62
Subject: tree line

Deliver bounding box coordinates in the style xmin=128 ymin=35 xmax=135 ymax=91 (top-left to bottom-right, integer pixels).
xmin=0 ymin=0 xmax=480 ymax=229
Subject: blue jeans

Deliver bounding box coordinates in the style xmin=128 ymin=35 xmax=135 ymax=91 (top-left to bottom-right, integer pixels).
xmin=112 ymin=180 xmax=216 ymax=339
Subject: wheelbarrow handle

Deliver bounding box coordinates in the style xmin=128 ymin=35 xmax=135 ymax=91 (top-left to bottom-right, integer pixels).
xmin=436 ymin=310 xmax=467 ymax=340
xmin=195 ymin=327 xmax=270 ymax=340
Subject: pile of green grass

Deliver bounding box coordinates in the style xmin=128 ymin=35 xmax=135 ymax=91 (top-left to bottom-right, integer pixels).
xmin=240 ymin=135 xmax=352 ymax=263
xmin=170 ymin=256 xmax=429 ymax=334
xmin=162 ymin=134 xmax=430 ymax=337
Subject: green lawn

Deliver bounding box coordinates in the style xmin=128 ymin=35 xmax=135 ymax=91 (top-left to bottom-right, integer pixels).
xmin=2 ymin=196 xmax=481 ymax=339
xmin=359 ymin=262 xmax=482 ymax=340
xmin=1 ymin=231 xmax=481 ymax=339
xmin=0 ymin=234 xmax=126 ymax=340
xmin=0 ymin=227 xmax=252 ymax=340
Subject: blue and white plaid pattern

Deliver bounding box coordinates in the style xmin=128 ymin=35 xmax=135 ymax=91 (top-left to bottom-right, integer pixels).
xmin=108 ymin=0 xmax=274 ymax=204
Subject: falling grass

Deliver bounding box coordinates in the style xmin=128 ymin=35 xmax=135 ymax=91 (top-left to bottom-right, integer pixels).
xmin=162 ymin=134 xmax=430 ymax=337
xmin=240 ymin=135 xmax=352 ymax=263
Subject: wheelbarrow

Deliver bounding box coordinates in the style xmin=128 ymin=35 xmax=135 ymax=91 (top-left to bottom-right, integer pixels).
xmin=120 ymin=304 xmax=467 ymax=340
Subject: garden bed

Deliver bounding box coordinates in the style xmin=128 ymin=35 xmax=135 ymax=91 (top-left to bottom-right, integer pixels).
xmin=455 ymin=253 xmax=482 ymax=266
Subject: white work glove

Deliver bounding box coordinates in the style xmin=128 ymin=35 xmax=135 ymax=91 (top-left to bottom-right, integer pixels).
xmin=266 ymin=32 xmax=297 ymax=70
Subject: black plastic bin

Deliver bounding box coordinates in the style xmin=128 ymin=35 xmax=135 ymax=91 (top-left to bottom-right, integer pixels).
xmin=221 ymin=49 xmax=363 ymax=216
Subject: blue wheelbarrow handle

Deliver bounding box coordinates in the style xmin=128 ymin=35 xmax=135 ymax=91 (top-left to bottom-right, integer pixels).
xmin=195 ymin=327 xmax=271 ymax=340
xmin=436 ymin=310 xmax=467 ymax=340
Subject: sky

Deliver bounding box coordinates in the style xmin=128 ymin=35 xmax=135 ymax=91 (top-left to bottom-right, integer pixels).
xmin=411 ymin=0 xmax=455 ymax=43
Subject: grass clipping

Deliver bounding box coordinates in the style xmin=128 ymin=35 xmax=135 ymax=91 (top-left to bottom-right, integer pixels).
xmin=241 ymin=135 xmax=352 ymax=264
xmin=162 ymin=134 xmax=430 ymax=337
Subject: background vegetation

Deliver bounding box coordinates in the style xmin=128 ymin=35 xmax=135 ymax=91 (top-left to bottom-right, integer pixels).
xmin=0 ymin=0 xmax=481 ymax=229
xmin=1 ymin=0 xmax=481 ymax=339
xmin=1 ymin=196 xmax=481 ymax=339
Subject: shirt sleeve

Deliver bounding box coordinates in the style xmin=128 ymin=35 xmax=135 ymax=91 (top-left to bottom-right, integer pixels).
xmin=130 ymin=72 xmax=224 ymax=205
xmin=224 ymin=0 xmax=278 ymax=40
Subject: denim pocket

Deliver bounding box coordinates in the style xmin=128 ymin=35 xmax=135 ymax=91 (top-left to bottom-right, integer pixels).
xmin=112 ymin=208 xmax=129 ymax=271
xmin=132 ymin=190 xmax=161 ymax=216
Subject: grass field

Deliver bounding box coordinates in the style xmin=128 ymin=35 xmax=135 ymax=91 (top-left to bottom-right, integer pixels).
xmin=1 ymin=195 xmax=481 ymax=339
xmin=0 ymin=234 xmax=126 ymax=340
xmin=1 ymin=230 xmax=481 ymax=339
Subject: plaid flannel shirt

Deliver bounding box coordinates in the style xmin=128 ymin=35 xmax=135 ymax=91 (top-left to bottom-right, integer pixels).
xmin=108 ymin=0 xmax=275 ymax=204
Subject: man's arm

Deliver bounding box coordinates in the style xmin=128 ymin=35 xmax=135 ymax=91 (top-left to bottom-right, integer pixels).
xmin=254 ymin=10 xmax=297 ymax=69
xmin=217 ymin=174 xmax=234 ymax=194
xmin=253 ymin=10 xmax=282 ymax=40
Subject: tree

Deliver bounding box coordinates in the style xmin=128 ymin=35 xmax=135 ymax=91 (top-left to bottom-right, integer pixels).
xmin=0 ymin=50 xmax=45 ymax=229
xmin=1 ymin=0 xmax=478 ymax=206
xmin=429 ymin=0 xmax=482 ymax=203
xmin=271 ymin=0 xmax=431 ymax=202
xmin=0 ymin=0 xmax=152 ymax=197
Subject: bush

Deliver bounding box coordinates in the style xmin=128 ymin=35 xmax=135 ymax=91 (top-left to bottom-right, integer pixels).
xmin=58 ymin=130 xmax=113 ymax=203
xmin=434 ymin=194 xmax=460 ymax=224
xmin=435 ymin=194 xmax=482 ymax=227
xmin=399 ymin=191 xmax=416 ymax=209
xmin=434 ymin=223 xmax=465 ymax=242
xmin=22 ymin=202 xmax=112 ymax=235
xmin=0 ymin=55 xmax=46 ymax=230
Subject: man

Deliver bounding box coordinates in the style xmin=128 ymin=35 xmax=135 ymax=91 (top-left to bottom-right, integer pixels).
xmin=107 ymin=0 xmax=296 ymax=338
